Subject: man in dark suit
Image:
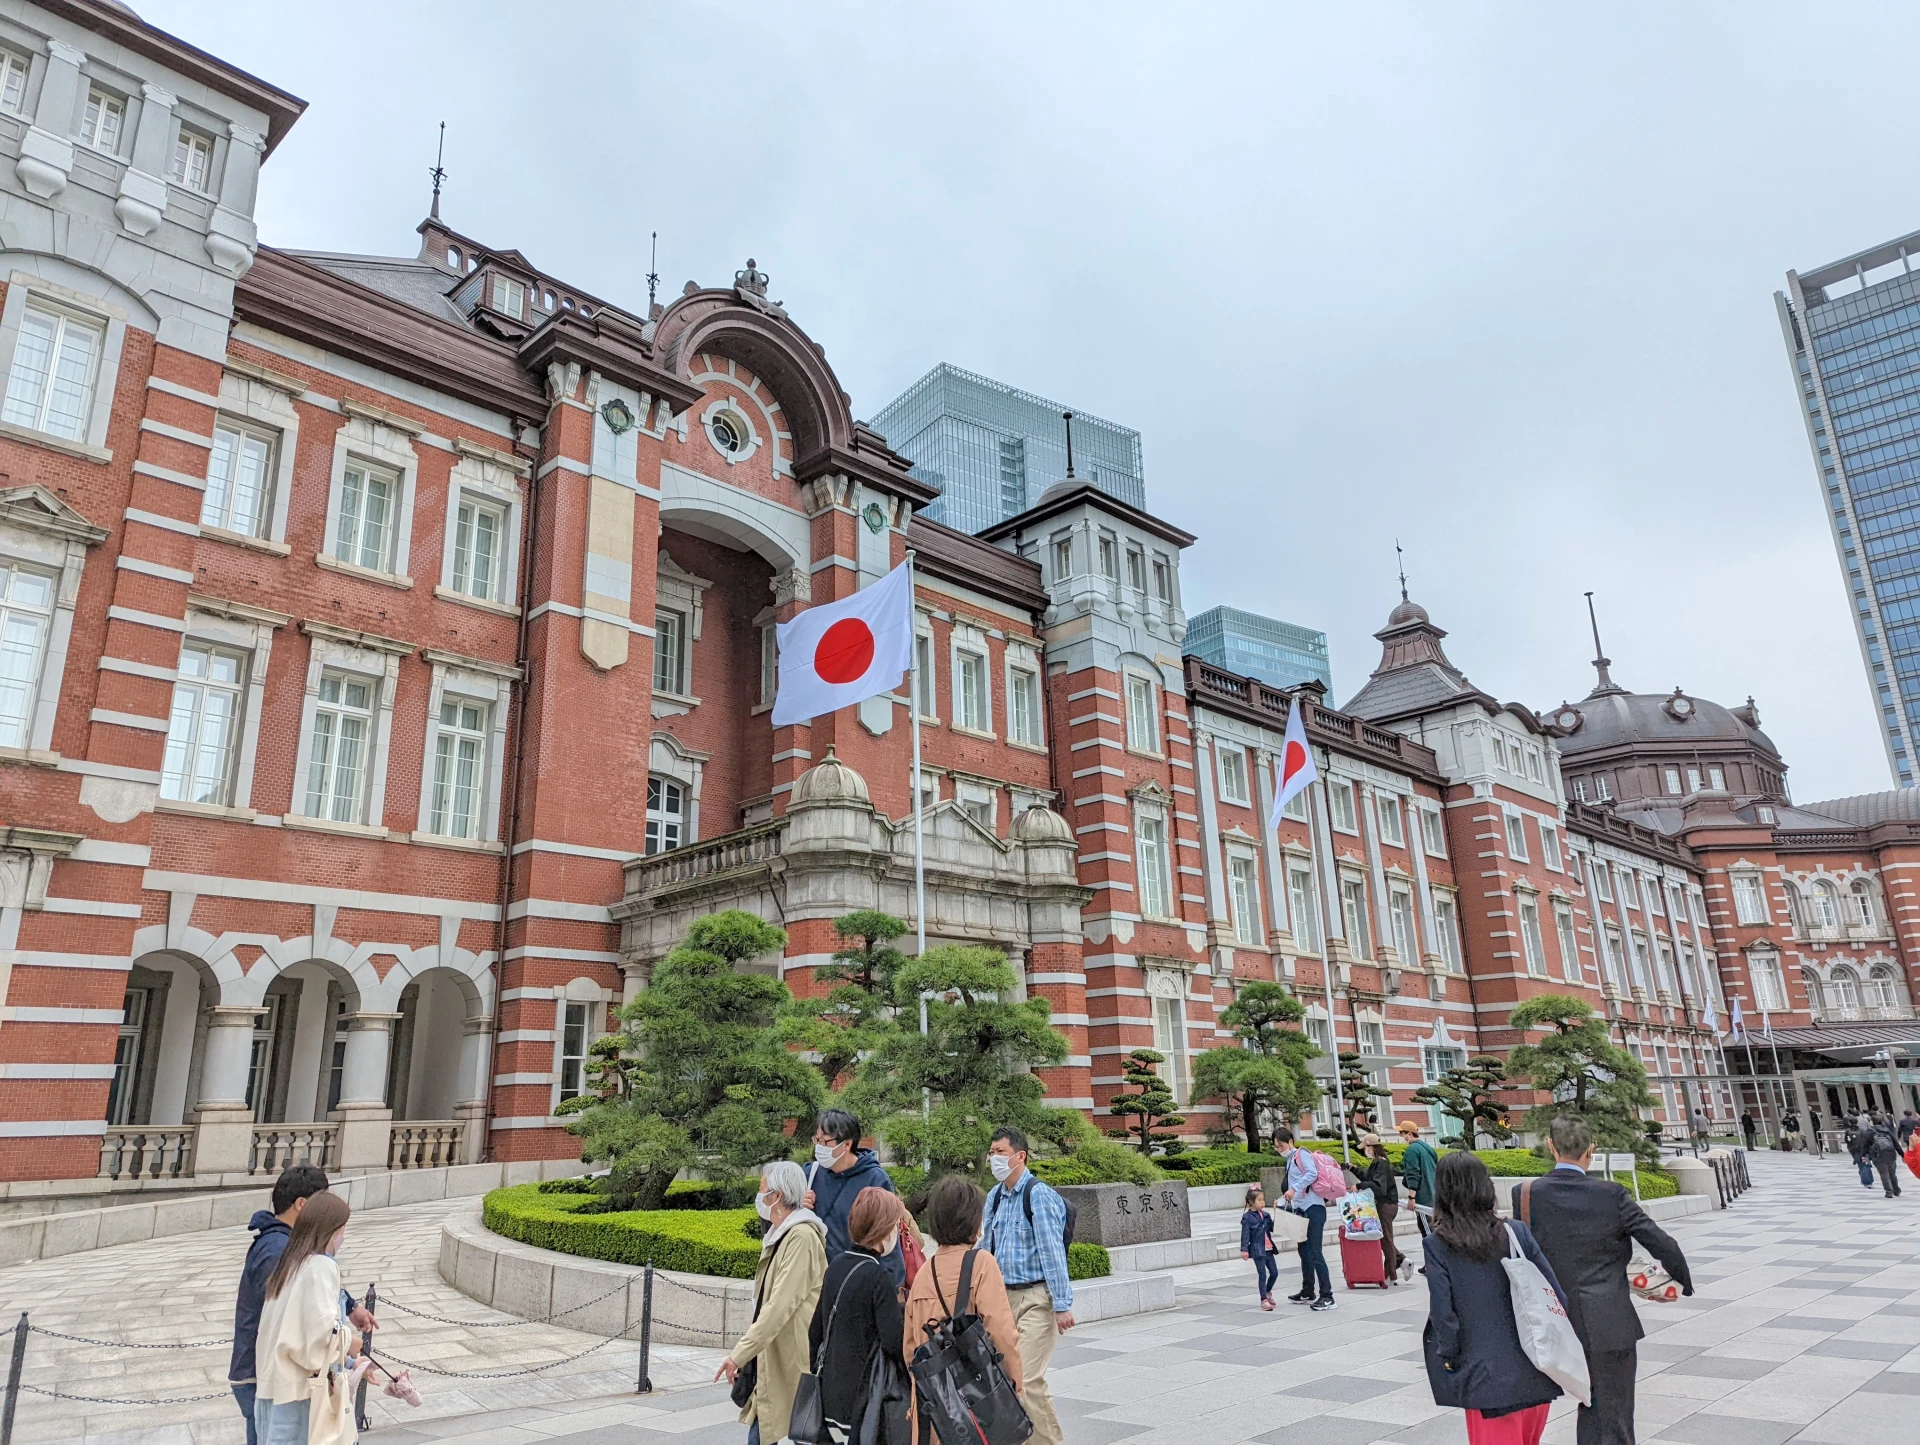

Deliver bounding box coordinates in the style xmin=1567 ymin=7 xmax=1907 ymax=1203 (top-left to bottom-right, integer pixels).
xmin=1513 ymin=1116 xmax=1694 ymax=1445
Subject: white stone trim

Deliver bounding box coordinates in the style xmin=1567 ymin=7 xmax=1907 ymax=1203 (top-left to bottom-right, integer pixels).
xmin=288 ymin=624 xmax=403 ymax=827
xmin=0 ymin=494 xmax=98 ymax=754
xmin=0 ymin=268 xmax=133 ymax=456
xmin=179 ymin=601 xmax=280 ymax=810
xmin=213 ymin=367 xmax=302 ymax=543
xmin=414 ymin=654 xmax=514 ymax=843
xmin=437 ymin=445 xmax=524 ymax=607
xmin=322 ymin=410 xmax=420 ymax=578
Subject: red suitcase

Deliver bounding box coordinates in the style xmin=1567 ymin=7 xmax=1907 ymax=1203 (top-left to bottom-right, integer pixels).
xmin=1339 ymin=1229 xmax=1389 ymax=1288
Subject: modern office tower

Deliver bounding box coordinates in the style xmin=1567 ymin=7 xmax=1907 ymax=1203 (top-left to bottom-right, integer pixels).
xmin=869 ymin=363 xmax=1146 ymax=534
xmin=1779 ymin=228 xmax=1920 ymax=788
xmin=1184 ymin=605 xmax=1333 ymax=693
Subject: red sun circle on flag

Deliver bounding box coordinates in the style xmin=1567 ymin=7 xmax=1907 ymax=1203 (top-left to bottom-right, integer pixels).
xmin=813 ymin=618 xmax=876 ymax=684
xmin=1282 ymin=739 xmax=1309 ymax=784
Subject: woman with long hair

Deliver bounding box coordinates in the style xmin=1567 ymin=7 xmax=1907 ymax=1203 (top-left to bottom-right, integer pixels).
xmin=1356 ymin=1133 xmax=1409 ymax=1283
xmin=252 ymin=1191 xmax=364 ymax=1444
xmin=1421 ymin=1153 xmax=1567 ymax=1445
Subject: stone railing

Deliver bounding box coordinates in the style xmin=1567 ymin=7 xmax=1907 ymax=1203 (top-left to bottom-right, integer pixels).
xmin=624 ymin=819 xmax=785 ymax=896
xmin=97 ymin=1125 xmax=196 ymax=1181
xmin=1810 ymin=1003 xmax=1915 ymax=1024
xmin=389 ymin=1121 xmax=464 ymax=1170
xmin=249 ymin=1124 xmax=339 ymax=1176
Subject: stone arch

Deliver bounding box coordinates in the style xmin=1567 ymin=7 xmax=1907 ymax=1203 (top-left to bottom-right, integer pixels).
xmin=1828 ymin=963 xmax=1862 ymax=1011
xmin=1866 ymin=963 xmax=1903 ymax=1011
xmin=657 ymin=462 xmax=808 ymax=572
xmin=385 ymin=959 xmax=489 ymax=1123
xmin=0 ymin=249 xmax=162 ymax=332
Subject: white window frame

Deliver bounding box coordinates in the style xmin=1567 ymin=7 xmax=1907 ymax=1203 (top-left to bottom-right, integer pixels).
xmin=163 ymin=601 xmax=281 ymax=814
xmin=1654 ymin=939 xmax=1678 ymax=997
xmin=0 ymin=557 xmax=59 ymax=754
xmin=1432 ymin=889 xmax=1462 ymax=971
xmin=1217 ymin=744 xmax=1251 ymax=807
xmin=413 ymin=651 xmax=514 ymax=845
xmin=646 ymin=775 xmax=687 ymax=855
xmin=78 ymin=85 xmax=124 ymax=154
xmin=1288 ymin=860 xmax=1320 ymax=952
xmin=1420 ymin=805 xmax=1446 ymax=857
xmin=1377 ymin=793 xmax=1404 ymax=847
xmin=0 ymin=273 xmax=129 ymax=458
xmin=1664 ymin=767 xmax=1683 ymax=796
xmin=647 ymin=732 xmax=708 ymax=851
xmin=1590 ymin=858 xmax=1614 ymax=902
xmin=1749 ymin=951 xmax=1786 ymax=1013
xmin=759 ymin=618 xmax=779 ymax=710
xmin=0 ymin=485 xmax=103 ymax=758
xmin=169 ymin=123 xmax=215 ymax=192
xmin=1148 ymin=974 xmax=1189 ymax=1106
xmin=1618 ymin=868 xmax=1640 ymax=911
xmin=437 ymin=446 xmax=526 ymax=613
xmin=952 ymin=627 xmax=992 ymax=736
xmin=1228 ymin=850 xmax=1261 ymax=946
xmin=1602 ymin=927 xmax=1627 ymax=991
xmin=1328 ymin=779 xmax=1358 ymax=834
xmin=1388 ymin=884 xmax=1417 ymax=962
xmin=1553 ymin=903 xmax=1579 ymax=984
xmin=1134 ymin=795 xmax=1174 ymax=920
xmin=1049 ymin=532 xmax=1073 ymax=582
xmin=427 ymin=695 xmax=489 ymax=841
xmin=201 ymin=417 xmax=279 ymax=542
xmin=1708 ymin=765 xmax=1726 ymax=791
xmin=1006 ymin=647 xmax=1043 ymax=749
xmin=1539 ymin=821 xmax=1561 ymax=871
xmin=1283 ymin=786 xmax=1309 ymax=822
xmin=550 ymin=978 xmax=611 ymax=1111
xmin=1340 ymin=873 xmax=1371 ymax=960
xmin=212 ymin=367 xmax=302 ymax=546
xmin=1124 ymin=670 xmax=1159 ymax=754
xmin=652 ymin=551 xmax=711 ymax=705
xmin=1125 ymin=543 xmax=1147 ymax=593
xmin=1628 ymin=931 xmax=1652 ymax=994
xmin=320 ymin=410 xmax=420 ymax=583
xmin=1503 ymin=810 xmax=1528 ymax=861
xmin=1518 ymin=892 xmax=1547 ymax=977
xmin=159 ymin=642 xmax=245 ymax=807
xmin=956 ymin=777 xmax=997 ymax=833
xmin=0 ymin=49 xmax=28 ymax=117
xmin=914 ymin=622 xmax=938 ymax=720
xmin=288 ymin=623 xmax=405 ymax=832
xmin=1150 ymin=551 xmax=1175 ymax=605
xmin=1096 ymin=531 xmax=1119 ymax=581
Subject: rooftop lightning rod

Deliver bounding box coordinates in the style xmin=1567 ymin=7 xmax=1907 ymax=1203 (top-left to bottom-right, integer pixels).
xmin=429 ymin=121 xmax=447 ymax=221
xmin=646 ymin=231 xmax=660 ymax=312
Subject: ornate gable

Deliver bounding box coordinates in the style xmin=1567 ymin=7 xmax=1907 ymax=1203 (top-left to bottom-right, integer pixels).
xmin=0 ymin=486 xmax=108 ymax=546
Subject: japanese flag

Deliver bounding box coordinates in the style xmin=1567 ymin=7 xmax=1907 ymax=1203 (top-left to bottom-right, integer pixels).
xmin=772 ymin=562 xmax=915 ymax=727
xmin=1267 ymin=690 xmax=1320 ymax=830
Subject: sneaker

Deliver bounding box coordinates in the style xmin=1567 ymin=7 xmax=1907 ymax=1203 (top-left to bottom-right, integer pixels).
xmin=1311 ymin=1296 xmax=1336 ymax=1312
xmin=1260 ymin=1297 xmax=1275 ymax=1311
xmin=1286 ymin=1289 xmax=1315 ymax=1304
xmin=1398 ymin=1259 xmax=1415 ymax=1283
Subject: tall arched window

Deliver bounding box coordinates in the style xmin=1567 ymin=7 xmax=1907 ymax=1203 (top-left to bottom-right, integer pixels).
xmin=1850 ymin=880 xmax=1877 ymax=930
xmin=1811 ymin=881 xmax=1842 ymax=931
xmin=1828 ymin=966 xmax=1861 ymax=1012
xmin=1801 ymin=967 xmax=1826 ymax=1015
xmin=1749 ymin=949 xmax=1787 ymax=1012
xmin=1866 ymin=966 xmax=1902 ymax=1011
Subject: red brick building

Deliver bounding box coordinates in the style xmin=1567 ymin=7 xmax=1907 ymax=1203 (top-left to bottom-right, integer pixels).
xmin=0 ymin=2 xmax=1910 ymax=1186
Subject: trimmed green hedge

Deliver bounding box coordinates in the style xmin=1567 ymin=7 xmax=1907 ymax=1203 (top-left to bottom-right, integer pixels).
xmin=1067 ymin=1243 xmax=1111 ymax=1280
xmin=1180 ymin=1157 xmax=1268 ymax=1187
xmin=533 ymin=1177 xmax=757 ymax=1210
xmin=485 ymin=1183 xmax=763 ymax=1277
xmin=1028 ymin=1160 xmax=1100 ymax=1187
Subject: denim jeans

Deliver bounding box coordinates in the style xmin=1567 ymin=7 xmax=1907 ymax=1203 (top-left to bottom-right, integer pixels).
xmin=230 ymin=1383 xmax=256 ymax=1445
xmin=747 ymin=1423 xmax=761 ymax=1445
xmin=1252 ymin=1252 xmax=1279 ymax=1301
xmin=1298 ymin=1204 xmax=1331 ymax=1298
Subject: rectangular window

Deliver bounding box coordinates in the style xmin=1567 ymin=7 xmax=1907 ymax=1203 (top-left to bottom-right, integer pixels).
xmin=1389 ymin=886 xmax=1416 ymax=962
xmin=1050 ymin=534 xmax=1072 ymax=580
xmin=428 ymin=698 xmax=488 ymax=839
xmin=0 ymin=562 xmax=56 ymax=749
xmin=1377 ymin=794 xmax=1404 ymax=846
xmin=107 ymin=987 xmax=150 ymax=1126
xmin=1554 ymin=904 xmax=1579 ymax=983
xmin=1341 ymin=876 xmax=1371 ymax=959
xmin=913 ymin=632 xmax=937 ymax=717
xmin=1686 ymin=767 xmax=1702 ymax=794
xmin=1628 ymin=932 xmax=1652 ymax=993
xmin=653 ymin=606 xmax=686 ymax=695
xmin=1151 ymin=994 xmax=1188 ymax=1105
xmin=1504 ymin=811 xmax=1528 ymax=860
xmin=958 ymin=783 xmax=992 ymax=830
xmin=1594 ymin=774 xmax=1612 ymax=802
xmin=491 ymin=275 xmax=526 ymax=319
xmin=1305 ymin=1014 xmax=1333 ymax=1054
xmin=0 ymin=50 xmax=27 ymax=115
xmin=304 ymin=671 xmax=374 ymax=823
xmin=1009 ymin=666 xmax=1041 ymax=746
xmin=1359 ymin=1018 xmax=1386 ymax=1057
xmin=1434 ymin=892 xmax=1461 ymax=970
xmin=1151 ymin=554 xmax=1173 ymax=602
xmin=1655 ymin=940 xmax=1678 ymax=997
xmin=1230 ymin=855 xmax=1260 ymax=945
xmin=3 ymin=304 xmax=103 ymax=442
xmin=1664 ymin=767 xmax=1682 ymax=795
xmin=1423 ymin=1045 xmax=1468 ymax=1138
xmin=169 ymin=126 xmax=213 ymax=190
xmin=1602 ymin=928 xmax=1627 ymax=990
xmin=1136 ymin=809 xmax=1171 ymax=918
xmin=1690 ymin=890 xmax=1707 ymax=926
xmin=79 ymin=87 xmax=123 ymax=152
xmin=1125 ymin=674 xmax=1158 ymax=752
xmin=1519 ymin=895 xmax=1547 ymax=977
xmin=451 ymin=498 xmax=508 ymax=602
xmin=1526 ymin=748 xmax=1543 ymax=782
xmin=160 ymin=642 xmax=245 ymax=806
xmin=202 ymin=422 xmax=275 ymax=537
xmin=1420 ymin=806 xmax=1446 ymax=856
xmin=1284 ymin=788 xmax=1309 ymax=821
xmin=1329 ymin=781 xmax=1357 ymax=833
xmin=1708 ymin=765 xmax=1726 ymax=791
xmin=1097 ymin=533 xmax=1118 ymax=579
xmin=1591 ymin=858 xmax=1613 ymax=902
xmin=1539 ymin=822 xmax=1561 ymax=870
xmin=956 ymin=648 xmax=988 ymax=731
xmin=759 ymin=625 xmax=777 ymax=707
xmin=645 ymin=776 xmax=685 ymax=854
xmin=1573 ymin=778 xmax=1588 ymax=803
xmin=558 ymin=1002 xmax=591 ymax=1102
xmin=1647 ymin=879 xmax=1665 ymax=915
xmin=1289 ymin=864 xmax=1319 ymax=952
xmin=1490 ymin=733 xmax=1508 ymax=771
xmin=1125 ymin=546 xmax=1146 ymax=592
xmin=916 ymin=769 xmax=939 ymax=816
xmin=1618 ymin=870 xmax=1640 ymax=911
xmin=1217 ymin=745 xmax=1250 ymax=806
xmin=1732 ymin=873 xmax=1768 ymax=925
xmin=333 ymin=461 xmax=397 ymax=572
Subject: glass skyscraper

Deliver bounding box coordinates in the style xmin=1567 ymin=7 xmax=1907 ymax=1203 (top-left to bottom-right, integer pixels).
xmin=868 ymin=363 xmax=1146 ymax=534
xmin=1183 ymin=605 xmax=1332 ymax=693
xmin=1780 ymin=226 xmax=1920 ymax=787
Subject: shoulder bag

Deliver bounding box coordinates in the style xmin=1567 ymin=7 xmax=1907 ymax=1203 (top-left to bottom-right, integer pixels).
xmin=730 ymin=1231 xmax=791 ymax=1411
xmin=1499 ymin=1222 xmax=1591 ymax=1407
xmin=790 ymin=1255 xmax=874 ymax=1445
xmin=908 ymin=1249 xmax=1032 ymax=1445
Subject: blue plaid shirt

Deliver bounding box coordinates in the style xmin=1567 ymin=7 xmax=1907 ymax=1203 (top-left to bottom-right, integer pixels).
xmin=980 ymin=1171 xmax=1073 ymax=1310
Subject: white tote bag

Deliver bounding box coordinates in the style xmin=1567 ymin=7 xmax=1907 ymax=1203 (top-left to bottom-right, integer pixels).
xmin=1500 ymin=1223 xmax=1591 ymax=1407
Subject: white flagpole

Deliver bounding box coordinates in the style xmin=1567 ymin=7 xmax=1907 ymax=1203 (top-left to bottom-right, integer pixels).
xmin=1300 ymin=710 xmax=1349 ymax=1157
xmin=906 ymin=551 xmax=930 ymax=1148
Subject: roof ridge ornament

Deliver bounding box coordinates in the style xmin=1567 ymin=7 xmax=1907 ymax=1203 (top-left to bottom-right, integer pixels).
xmin=1584 ymin=590 xmax=1626 ymax=697
xmin=735 ymin=257 xmax=769 ymax=297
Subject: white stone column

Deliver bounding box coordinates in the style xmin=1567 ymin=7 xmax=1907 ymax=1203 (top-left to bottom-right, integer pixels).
xmin=112 ymin=82 xmax=174 ymax=236
xmin=332 ymin=1012 xmax=398 ymax=1169
xmin=191 ymin=1005 xmax=261 ymax=1175
xmin=14 ymin=39 xmax=84 ymax=199
xmin=453 ymin=1015 xmax=493 ymax=1165
xmin=1359 ymin=783 xmax=1394 ymax=965
xmin=1408 ymin=806 xmax=1442 ymax=967
xmin=1311 ymin=781 xmax=1347 ymax=958
xmin=1191 ymin=731 xmax=1233 ymax=951
xmin=205 ymin=123 xmax=264 ymax=277
xmin=1253 ymin=749 xmax=1292 ymax=943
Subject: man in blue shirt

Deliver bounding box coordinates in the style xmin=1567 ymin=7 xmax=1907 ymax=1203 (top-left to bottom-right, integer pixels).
xmin=981 ymin=1127 xmax=1072 ymax=1445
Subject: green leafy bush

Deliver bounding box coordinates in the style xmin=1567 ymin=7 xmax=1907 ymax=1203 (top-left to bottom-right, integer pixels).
xmin=484 ymin=1183 xmax=763 ymax=1278
xmin=1474 ymin=1149 xmax=1553 ymax=1178
xmin=1067 ymin=1243 xmax=1111 ymax=1280
xmin=883 ymin=1165 xmax=929 ymax=1202
xmin=536 ymin=1176 xmax=595 ymax=1194
xmin=1181 ymin=1158 xmax=1268 ymax=1187
xmin=1027 ymin=1160 xmax=1099 ymax=1187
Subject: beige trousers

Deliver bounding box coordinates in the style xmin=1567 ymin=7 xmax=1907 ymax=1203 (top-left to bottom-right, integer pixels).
xmin=1006 ymin=1283 xmax=1063 ymax=1445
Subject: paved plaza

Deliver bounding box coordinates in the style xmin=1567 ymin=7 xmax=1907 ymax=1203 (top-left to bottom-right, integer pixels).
xmin=3 ymin=1150 xmax=1918 ymax=1444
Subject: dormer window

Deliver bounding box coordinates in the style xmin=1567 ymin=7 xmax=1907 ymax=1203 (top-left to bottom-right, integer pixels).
xmin=490 ymin=275 xmax=526 ymax=320
xmin=445 ymin=246 xmax=462 ymax=269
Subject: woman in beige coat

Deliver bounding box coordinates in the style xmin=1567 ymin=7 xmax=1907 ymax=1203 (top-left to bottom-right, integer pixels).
xmin=252 ymin=1191 xmax=366 ymax=1445
xmin=902 ymin=1175 xmax=1023 ymax=1445
xmin=718 ymin=1159 xmax=827 ymax=1444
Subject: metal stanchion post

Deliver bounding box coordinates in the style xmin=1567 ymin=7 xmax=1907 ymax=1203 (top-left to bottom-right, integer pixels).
xmin=355 ymin=1283 xmax=377 ymax=1430
xmin=2 ymin=1312 xmax=26 ymax=1445
xmin=636 ymin=1262 xmax=654 ymax=1395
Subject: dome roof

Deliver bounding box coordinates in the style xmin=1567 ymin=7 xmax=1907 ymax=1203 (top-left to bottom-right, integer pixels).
xmin=1555 ymin=688 xmax=1780 ymax=759
xmin=1385 ymin=598 xmax=1429 ymax=628
xmin=1012 ymin=804 xmax=1073 ymax=844
xmin=789 ymin=746 xmax=871 ymax=806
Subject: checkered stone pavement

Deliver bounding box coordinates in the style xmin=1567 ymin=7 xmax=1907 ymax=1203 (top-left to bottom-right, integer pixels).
xmin=8 ymin=1149 xmax=1918 ymax=1443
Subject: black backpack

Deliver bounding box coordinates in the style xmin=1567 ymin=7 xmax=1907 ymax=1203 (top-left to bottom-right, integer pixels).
xmin=909 ymin=1248 xmax=1032 ymax=1445
xmin=991 ymin=1173 xmax=1076 ymax=1249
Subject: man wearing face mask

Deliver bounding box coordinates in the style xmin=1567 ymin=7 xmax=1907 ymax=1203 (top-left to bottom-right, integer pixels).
xmin=805 ymin=1108 xmax=906 ymax=1289
xmin=982 ymin=1126 xmax=1072 ymax=1445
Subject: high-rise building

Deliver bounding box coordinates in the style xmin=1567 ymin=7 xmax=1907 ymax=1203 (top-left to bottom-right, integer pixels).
xmin=869 ymin=363 xmax=1145 ymax=534
xmin=1779 ymin=229 xmax=1920 ymax=787
xmin=1184 ymin=605 xmax=1332 ymax=693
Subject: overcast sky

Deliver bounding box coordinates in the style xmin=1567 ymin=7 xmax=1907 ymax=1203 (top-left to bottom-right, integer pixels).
xmin=146 ymin=2 xmax=1920 ymax=804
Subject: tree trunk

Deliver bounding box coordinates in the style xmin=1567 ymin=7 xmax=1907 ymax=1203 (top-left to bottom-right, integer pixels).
xmin=1241 ymin=1091 xmax=1260 ymax=1151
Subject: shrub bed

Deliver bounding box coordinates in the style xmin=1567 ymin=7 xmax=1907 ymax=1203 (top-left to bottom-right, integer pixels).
xmin=485 ymin=1183 xmax=763 ymax=1277
xmin=1068 ymin=1243 xmax=1111 ymax=1280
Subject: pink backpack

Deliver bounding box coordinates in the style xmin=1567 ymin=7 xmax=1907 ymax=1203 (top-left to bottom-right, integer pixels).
xmin=1307 ymin=1150 xmax=1348 ymax=1202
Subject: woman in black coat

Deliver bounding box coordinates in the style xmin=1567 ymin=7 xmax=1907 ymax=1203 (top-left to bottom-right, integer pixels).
xmin=808 ymin=1187 xmax=907 ymax=1442
xmin=1356 ymin=1133 xmax=1406 ymax=1283
xmin=1422 ymin=1153 xmax=1567 ymax=1445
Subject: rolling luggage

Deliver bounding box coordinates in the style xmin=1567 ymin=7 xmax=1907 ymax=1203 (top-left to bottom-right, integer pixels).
xmin=1339 ymin=1228 xmax=1388 ymax=1288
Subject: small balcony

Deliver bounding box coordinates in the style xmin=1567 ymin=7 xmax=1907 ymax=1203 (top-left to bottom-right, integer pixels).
xmin=97 ymin=1119 xmax=465 ymax=1181
xmin=1809 ymin=1003 xmax=1916 ymax=1025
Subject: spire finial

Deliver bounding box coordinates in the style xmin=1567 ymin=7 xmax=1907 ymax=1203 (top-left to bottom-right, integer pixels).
xmin=428 ymin=121 xmax=447 ymax=221
xmin=1062 ymin=411 xmax=1076 ymax=479
xmin=646 ymin=231 xmax=660 ymax=313
xmin=1395 ymin=539 xmax=1408 ymax=602
xmin=1584 ymin=590 xmax=1621 ymax=695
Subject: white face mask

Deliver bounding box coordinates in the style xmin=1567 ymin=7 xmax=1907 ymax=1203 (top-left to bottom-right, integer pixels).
xmin=756 ymin=1194 xmax=775 ymax=1221
xmin=988 ymin=1154 xmax=1013 ymax=1182
xmin=882 ymin=1231 xmax=901 ymax=1258
xmin=814 ymin=1142 xmax=842 ymax=1167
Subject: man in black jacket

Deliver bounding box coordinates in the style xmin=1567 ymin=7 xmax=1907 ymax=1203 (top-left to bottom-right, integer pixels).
xmin=1513 ymin=1117 xmax=1693 ymax=1445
